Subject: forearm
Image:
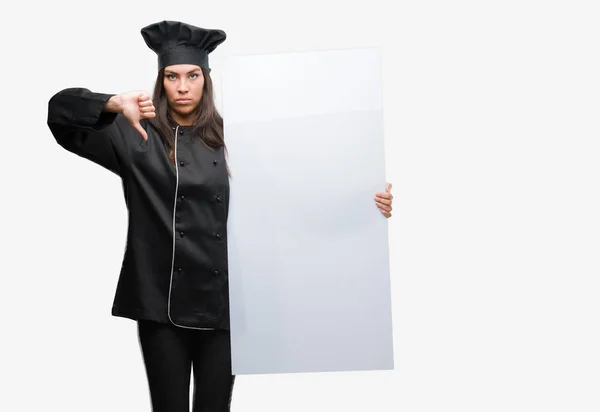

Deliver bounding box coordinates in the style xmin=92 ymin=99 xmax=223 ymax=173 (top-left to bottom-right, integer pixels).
xmin=48 ymin=88 xmax=117 ymax=128
xmin=47 ymin=88 xmax=128 ymax=176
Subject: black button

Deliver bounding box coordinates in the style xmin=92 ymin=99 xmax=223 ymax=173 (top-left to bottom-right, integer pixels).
xmin=179 ymin=129 xmax=184 ymax=135
xmin=215 ymin=232 xmax=221 ymax=239
xmin=180 ymin=231 xmax=184 ymax=237
xmin=214 ymin=270 xmax=219 ymax=276
xmin=215 ymin=195 xmax=222 ymax=203
xmin=179 ymin=195 xmax=185 ymax=201
xmin=213 ymin=160 xmax=218 ymax=165
xmin=178 ymin=268 xmax=182 ymax=273
xmin=180 ymin=161 xmax=185 ymax=166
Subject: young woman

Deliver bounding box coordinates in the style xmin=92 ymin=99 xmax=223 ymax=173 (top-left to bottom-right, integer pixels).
xmin=47 ymin=20 xmax=394 ymax=412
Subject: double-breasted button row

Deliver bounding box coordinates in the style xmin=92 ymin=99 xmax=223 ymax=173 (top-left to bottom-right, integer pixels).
xmin=178 ymin=194 xmax=221 ymax=204
xmin=178 ymin=159 xmax=218 ymax=167
xmin=175 ymin=268 xmax=220 ymax=276
xmin=177 ymin=232 xmax=218 ymax=239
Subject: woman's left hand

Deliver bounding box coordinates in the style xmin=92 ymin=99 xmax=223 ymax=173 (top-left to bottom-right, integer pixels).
xmin=375 ymin=182 xmax=393 ymax=218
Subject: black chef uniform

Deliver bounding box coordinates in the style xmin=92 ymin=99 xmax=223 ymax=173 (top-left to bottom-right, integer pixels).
xmin=46 ymin=21 xmax=231 ymax=331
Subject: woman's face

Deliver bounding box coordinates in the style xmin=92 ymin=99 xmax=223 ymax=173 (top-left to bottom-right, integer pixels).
xmin=163 ymin=64 xmax=205 ymax=125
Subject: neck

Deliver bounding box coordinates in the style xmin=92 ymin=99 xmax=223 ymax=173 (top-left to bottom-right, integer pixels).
xmin=170 ymin=113 xmax=195 ymax=127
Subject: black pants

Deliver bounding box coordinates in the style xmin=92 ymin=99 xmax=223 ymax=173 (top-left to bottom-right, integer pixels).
xmin=137 ymin=319 xmax=235 ymax=412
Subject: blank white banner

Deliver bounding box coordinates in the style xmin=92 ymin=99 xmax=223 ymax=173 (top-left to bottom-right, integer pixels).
xmin=223 ymin=48 xmax=393 ymax=375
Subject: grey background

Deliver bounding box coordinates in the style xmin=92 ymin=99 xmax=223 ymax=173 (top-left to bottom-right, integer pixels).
xmin=1 ymin=0 xmax=599 ymax=411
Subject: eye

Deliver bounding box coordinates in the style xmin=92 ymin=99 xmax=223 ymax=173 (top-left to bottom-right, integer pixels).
xmin=166 ymin=74 xmax=176 ymax=81
xmin=190 ymin=73 xmax=199 ymax=79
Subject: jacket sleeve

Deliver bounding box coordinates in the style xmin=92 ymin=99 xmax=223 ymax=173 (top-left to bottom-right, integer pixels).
xmin=47 ymin=88 xmax=133 ymax=177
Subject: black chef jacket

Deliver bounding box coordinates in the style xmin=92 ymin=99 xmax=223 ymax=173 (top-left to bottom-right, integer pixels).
xmin=47 ymin=88 xmax=231 ymax=330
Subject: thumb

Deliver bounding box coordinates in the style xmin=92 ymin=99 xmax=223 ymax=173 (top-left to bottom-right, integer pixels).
xmin=133 ymin=121 xmax=147 ymax=141
xmin=385 ymin=182 xmax=392 ymax=193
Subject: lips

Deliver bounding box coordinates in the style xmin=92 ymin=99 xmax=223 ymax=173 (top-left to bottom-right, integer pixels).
xmin=175 ymin=99 xmax=192 ymax=104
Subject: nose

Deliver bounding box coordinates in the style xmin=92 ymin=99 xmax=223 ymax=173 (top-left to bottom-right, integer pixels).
xmin=177 ymin=78 xmax=189 ymax=93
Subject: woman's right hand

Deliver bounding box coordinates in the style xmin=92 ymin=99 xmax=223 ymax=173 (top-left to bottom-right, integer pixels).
xmin=105 ymin=92 xmax=156 ymax=141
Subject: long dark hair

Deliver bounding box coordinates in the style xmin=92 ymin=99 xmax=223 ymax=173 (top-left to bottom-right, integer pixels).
xmin=149 ymin=67 xmax=226 ymax=165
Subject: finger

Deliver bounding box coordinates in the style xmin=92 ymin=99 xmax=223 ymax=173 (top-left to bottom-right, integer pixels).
xmin=380 ymin=209 xmax=391 ymax=218
xmin=139 ymin=105 xmax=155 ymax=113
xmin=138 ymin=99 xmax=154 ymax=107
xmin=386 ymin=182 xmax=392 ymax=193
xmin=375 ymin=197 xmax=392 ymax=206
xmin=138 ymin=93 xmax=151 ymax=102
xmin=376 ymin=198 xmax=392 ymax=210
xmin=141 ymin=112 xmax=156 ymax=119
xmin=133 ymin=122 xmax=148 ymax=141
xmin=377 ymin=203 xmax=392 ymax=212
xmin=375 ymin=192 xmax=392 ymax=200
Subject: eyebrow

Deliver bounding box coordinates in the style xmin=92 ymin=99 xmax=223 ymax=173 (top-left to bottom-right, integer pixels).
xmin=165 ymin=69 xmax=201 ymax=75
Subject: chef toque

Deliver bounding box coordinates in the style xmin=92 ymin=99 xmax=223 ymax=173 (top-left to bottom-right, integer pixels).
xmin=141 ymin=20 xmax=226 ymax=72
